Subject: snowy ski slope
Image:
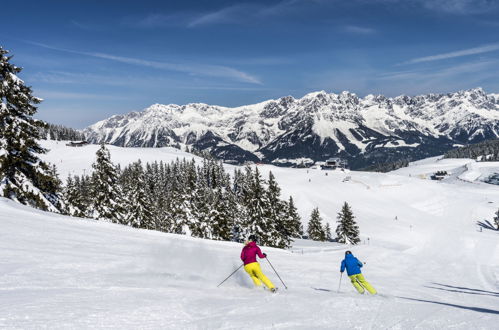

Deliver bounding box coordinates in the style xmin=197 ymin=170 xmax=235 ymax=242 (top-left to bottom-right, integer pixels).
xmin=0 ymin=141 xmax=498 ymax=329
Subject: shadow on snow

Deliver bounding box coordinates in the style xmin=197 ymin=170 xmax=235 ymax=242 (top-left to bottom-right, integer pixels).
xmin=396 ymin=296 xmax=499 ymax=315
xmin=476 ymin=220 xmax=498 ymax=231
xmin=425 ymin=283 xmax=499 ymax=298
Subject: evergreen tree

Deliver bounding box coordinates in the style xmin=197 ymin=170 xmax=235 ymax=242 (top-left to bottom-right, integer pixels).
xmin=78 ymin=174 xmax=93 ymax=217
xmin=210 ymin=164 xmax=236 ymax=241
xmin=241 ymin=167 xmax=273 ymax=245
xmin=324 ymin=223 xmax=332 ymax=241
xmin=144 ymin=161 xmax=168 ymax=232
xmin=190 ymin=164 xmax=213 ymax=238
xmin=167 ymin=160 xmax=190 ymax=234
xmin=0 ymin=46 xmax=60 ymax=211
xmin=307 ymin=207 xmax=326 ymax=241
xmin=265 ymin=171 xmax=291 ymax=248
xmin=62 ymin=175 xmax=85 ymax=217
xmin=90 ymin=144 xmax=125 ymax=222
xmin=123 ymin=161 xmax=154 ymax=229
xmin=335 ymin=202 xmax=360 ymax=245
xmin=230 ymin=168 xmax=247 ymax=242
xmin=285 ymin=196 xmax=303 ymax=238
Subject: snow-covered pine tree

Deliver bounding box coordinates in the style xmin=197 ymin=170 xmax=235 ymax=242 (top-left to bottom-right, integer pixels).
xmin=122 ymin=161 xmax=154 ymax=229
xmin=167 ymin=159 xmax=191 ymax=234
xmin=62 ymin=175 xmax=86 ymax=217
xmin=285 ymin=196 xmax=303 ymax=238
xmin=190 ymin=162 xmax=213 ymax=238
xmin=324 ymin=223 xmax=332 ymax=241
xmin=241 ymin=166 xmax=274 ymax=245
xmin=145 ymin=161 xmax=168 ymax=232
xmin=210 ymin=163 xmax=236 ymax=241
xmin=0 ymin=46 xmax=61 ymax=211
xmin=494 ymin=208 xmax=499 ymax=230
xmin=78 ymin=174 xmax=93 ymax=217
xmin=335 ymin=202 xmax=360 ymax=245
xmin=230 ymin=168 xmax=247 ymax=242
xmin=307 ymin=207 xmax=326 ymax=241
xmin=90 ymin=144 xmax=125 ymax=223
xmin=265 ymin=171 xmax=291 ymax=248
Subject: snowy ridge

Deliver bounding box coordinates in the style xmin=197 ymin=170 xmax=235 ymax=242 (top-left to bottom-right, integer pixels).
xmin=85 ymin=88 xmax=499 ymax=169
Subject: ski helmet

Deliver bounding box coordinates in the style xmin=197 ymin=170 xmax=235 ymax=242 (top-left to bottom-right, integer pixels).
xmin=248 ymin=234 xmax=257 ymax=242
xmin=345 ymin=250 xmax=352 ymax=255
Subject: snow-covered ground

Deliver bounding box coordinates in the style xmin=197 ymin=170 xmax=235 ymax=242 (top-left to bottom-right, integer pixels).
xmin=40 ymin=140 xmax=203 ymax=182
xmin=1 ymin=141 xmax=497 ymax=328
xmin=392 ymin=156 xmax=499 ymax=184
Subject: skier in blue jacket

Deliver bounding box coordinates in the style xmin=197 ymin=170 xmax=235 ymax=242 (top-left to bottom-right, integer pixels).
xmin=340 ymin=251 xmax=377 ymax=294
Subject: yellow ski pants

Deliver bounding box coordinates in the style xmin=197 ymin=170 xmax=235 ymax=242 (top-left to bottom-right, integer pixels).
xmin=244 ymin=262 xmax=275 ymax=289
xmin=349 ymin=274 xmax=377 ymax=294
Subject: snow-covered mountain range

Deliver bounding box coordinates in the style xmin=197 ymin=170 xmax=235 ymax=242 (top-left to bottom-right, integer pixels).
xmin=84 ymin=88 xmax=499 ymax=169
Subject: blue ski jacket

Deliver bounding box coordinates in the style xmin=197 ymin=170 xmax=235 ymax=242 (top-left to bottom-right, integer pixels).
xmin=340 ymin=254 xmax=363 ymax=276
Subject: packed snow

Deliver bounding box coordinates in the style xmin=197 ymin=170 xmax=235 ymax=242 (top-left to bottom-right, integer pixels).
xmin=1 ymin=141 xmax=498 ymax=328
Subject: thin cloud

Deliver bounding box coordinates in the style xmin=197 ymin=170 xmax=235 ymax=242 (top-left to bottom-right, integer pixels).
xmin=187 ymin=0 xmax=304 ymax=28
xmin=360 ymin=0 xmax=498 ymax=15
xmin=26 ymin=41 xmax=261 ymax=84
xmin=132 ymin=0 xmax=499 ymax=29
xmin=381 ymin=59 xmax=499 ymax=81
xmin=70 ymin=20 xmax=98 ymax=31
xmin=133 ymin=13 xmax=191 ymax=28
xmin=226 ymin=56 xmax=295 ymax=66
xmin=418 ymin=0 xmax=499 ymax=14
xmin=404 ymin=43 xmax=499 ymax=64
xmin=188 ymin=5 xmax=246 ymax=27
xmin=35 ymin=90 xmax=132 ymax=101
xmin=28 ymin=71 xmax=166 ymax=87
xmin=343 ymin=25 xmax=377 ymax=35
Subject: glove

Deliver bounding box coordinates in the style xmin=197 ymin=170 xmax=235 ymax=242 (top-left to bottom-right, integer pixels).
xmin=263 ymin=253 xmax=267 ymax=257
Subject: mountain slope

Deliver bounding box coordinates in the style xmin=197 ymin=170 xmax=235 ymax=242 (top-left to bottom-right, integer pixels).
xmin=2 ymin=148 xmax=499 ymax=328
xmin=84 ymin=88 xmax=499 ymax=169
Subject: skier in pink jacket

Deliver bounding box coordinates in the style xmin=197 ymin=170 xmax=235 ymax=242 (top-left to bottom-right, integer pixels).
xmin=240 ymin=235 xmax=276 ymax=292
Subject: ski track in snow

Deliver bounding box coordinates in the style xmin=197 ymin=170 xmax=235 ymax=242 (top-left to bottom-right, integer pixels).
xmin=0 ymin=141 xmax=498 ymax=328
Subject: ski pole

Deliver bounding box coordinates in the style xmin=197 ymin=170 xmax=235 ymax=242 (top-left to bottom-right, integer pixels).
xmin=266 ymin=257 xmax=288 ymax=290
xmin=217 ymin=264 xmax=244 ymax=288
xmin=337 ymin=272 xmax=343 ymax=293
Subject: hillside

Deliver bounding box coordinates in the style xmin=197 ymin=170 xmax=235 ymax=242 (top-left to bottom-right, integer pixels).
xmin=2 ymin=144 xmax=499 ymax=328
xmin=444 ymin=139 xmax=499 ymax=161
xmin=0 ymin=140 xmax=488 ymax=327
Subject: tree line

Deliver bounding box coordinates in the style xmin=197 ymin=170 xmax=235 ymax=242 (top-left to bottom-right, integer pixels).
xmin=39 ymin=123 xmax=86 ymax=141
xmin=361 ymin=159 xmax=410 ymax=173
xmin=444 ymin=139 xmax=499 ymax=161
xmin=63 ymin=144 xmax=303 ymax=248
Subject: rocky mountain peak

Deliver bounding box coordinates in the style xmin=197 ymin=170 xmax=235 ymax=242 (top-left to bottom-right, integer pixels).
xmin=85 ymin=88 xmax=499 ymax=169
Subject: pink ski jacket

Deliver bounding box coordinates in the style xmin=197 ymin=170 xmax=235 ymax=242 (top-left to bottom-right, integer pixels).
xmin=240 ymin=241 xmax=265 ymax=265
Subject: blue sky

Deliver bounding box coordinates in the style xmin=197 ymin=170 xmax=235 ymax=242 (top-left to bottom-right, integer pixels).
xmin=2 ymin=0 xmax=499 ymax=128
